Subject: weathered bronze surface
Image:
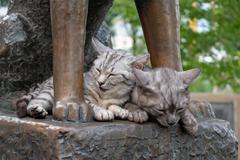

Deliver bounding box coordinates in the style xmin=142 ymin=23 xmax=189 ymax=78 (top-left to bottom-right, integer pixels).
xmin=0 ymin=0 xmax=113 ymax=111
xmin=50 ymin=0 xmax=92 ymax=122
xmin=0 ymin=0 xmax=113 ymax=96
xmin=0 ymin=18 xmax=9 ymax=58
xmin=51 ymin=0 xmax=88 ymax=103
xmin=0 ymin=109 xmax=237 ymax=160
xmin=135 ymin=0 xmax=182 ymax=71
xmin=0 ymin=44 xmax=9 ymax=58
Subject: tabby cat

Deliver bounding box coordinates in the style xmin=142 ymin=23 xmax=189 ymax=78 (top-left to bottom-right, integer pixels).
xmin=126 ymin=67 xmax=201 ymax=135
xmin=16 ymin=38 xmax=149 ymax=121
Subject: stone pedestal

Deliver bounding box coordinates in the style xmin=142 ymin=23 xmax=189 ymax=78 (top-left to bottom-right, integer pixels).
xmin=0 ymin=111 xmax=237 ymax=160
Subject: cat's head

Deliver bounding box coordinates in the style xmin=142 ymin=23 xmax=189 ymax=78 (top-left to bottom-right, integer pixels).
xmin=133 ymin=67 xmax=201 ymax=127
xmin=90 ymin=38 xmax=149 ymax=91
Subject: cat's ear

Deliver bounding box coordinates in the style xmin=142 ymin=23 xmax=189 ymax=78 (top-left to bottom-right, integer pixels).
xmin=133 ymin=68 xmax=150 ymax=85
xmin=131 ymin=54 xmax=150 ymax=70
xmin=179 ymin=68 xmax=201 ymax=85
xmin=92 ymin=37 xmax=113 ymax=54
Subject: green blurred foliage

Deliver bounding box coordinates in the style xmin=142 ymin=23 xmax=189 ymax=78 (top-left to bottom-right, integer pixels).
xmin=106 ymin=0 xmax=240 ymax=93
xmin=105 ymin=0 xmax=146 ymax=55
xmin=0 ymin=0 xmax=8 ymax=6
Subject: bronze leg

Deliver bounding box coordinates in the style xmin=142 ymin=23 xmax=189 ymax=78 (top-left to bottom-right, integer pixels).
xmin=50 ymin=0 xmax=92 ymax=122
xmin=135 ymin=0 xmax=182 ymax=71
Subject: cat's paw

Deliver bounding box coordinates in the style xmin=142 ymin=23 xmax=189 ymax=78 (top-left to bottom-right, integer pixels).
xmin=94 ymin=108 xmax=114 ymax=121
xmin=27 ymin=103 xmax=48 ymax=118
xmin=180 ymin=109 xmax=198 ymax=135
xmin=53 ymin=100 xmax=92 ymax=122
xmin=124 ymin=103 xmax=148 ymax=123
xmin=128 ymin=110 xmax=148 ymax=123
xmin=183 ymin=121 xmax=198 ymax=136
xmin=108 ymin=105 xmax=129 ymax=119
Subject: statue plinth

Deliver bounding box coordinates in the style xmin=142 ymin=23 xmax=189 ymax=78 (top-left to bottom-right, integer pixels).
xmin=0 ymin=111 xmax=237 ymax=160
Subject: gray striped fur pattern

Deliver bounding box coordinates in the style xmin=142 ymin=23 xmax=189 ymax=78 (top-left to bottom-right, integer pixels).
xmin=16 ymin=39 xmax=149 ymax=121
xmin=128 ymin=67 xmax=201 ymax=135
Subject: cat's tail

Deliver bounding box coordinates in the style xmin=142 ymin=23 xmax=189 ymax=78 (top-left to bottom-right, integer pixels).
xmin=16 ymin=94 xmax=33 ymax=118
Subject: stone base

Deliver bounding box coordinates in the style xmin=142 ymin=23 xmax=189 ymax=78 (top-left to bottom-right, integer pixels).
xmin=0 ymin=111 xmax=237 ymax=160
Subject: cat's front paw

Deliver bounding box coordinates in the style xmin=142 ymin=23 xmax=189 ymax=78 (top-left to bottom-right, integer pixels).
xmin=53 ymin=100 xmax=92 ymax=122
xmin=128 ymin=110 xmax=149 ymax=123
xmin=93 ymin=107 xmax=114 ymax=121
xmin=108 ymin=105 xmax=129 ymax=119
xmin=180 ymin=109 xmax=198 ymax=135
xmin=124 ymin=103 xmax=148 ymax=123
xmin=27 ymin=103 xmax=48 ymax=118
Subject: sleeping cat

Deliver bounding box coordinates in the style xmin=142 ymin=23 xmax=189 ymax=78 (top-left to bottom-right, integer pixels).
xmin=126 ymin=67 xmax=201 ymax=135
xmin=16 ymin=39 xmax=149 ymax=121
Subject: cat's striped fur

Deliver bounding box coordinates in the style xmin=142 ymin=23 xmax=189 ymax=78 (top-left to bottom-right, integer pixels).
xmin=127 ymin=67 xmax=201 ymax=135
xmin=16 ymin=39 xmax=149 ymax=121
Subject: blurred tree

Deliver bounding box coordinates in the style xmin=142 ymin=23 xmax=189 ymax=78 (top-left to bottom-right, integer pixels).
xmin=106 ymin=0 xmax=240 ymax=93
xmin=105 ymin=0 xmax=146 ymax=55
xmin=0 ymin=0 xmax=8 ymax=6
xmin=180 ymin=0 xmax=240 ymax=92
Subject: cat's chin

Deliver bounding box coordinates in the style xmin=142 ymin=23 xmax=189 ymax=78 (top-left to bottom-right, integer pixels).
xmin=160 ymin=124 xmax=170 ymax=127
xmin=158 ymin=121 xmax=175 ymax=127
xmin=99 ymin=87 xmax=109 ymax=92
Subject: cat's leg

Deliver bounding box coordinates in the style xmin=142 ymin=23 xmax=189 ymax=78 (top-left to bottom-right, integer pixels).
xmin=16 ymin=85 xmax=42 ymax=118
xmin=27 ymin=89 xmax=54 ymax=118
xmin=16 ymin=86 xmax=42 ymax=107
xmin=124 ymin=103 xmax=148 ymax=123
xmin=180 ymin=109 xmax=198 ymax=135
xmin=51 ymin=0 xmax=92 ymax=122
xmin=108 ymin=105 xmax=129 ymax=119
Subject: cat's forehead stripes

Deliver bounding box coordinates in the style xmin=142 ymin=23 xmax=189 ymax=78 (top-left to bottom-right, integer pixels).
xmin=152 ymin=68 xmax=182 ymax=88
xmin=141 ymin=68 xmax=188 ymax=109
xmin=109 ymin=54 xmax=125 ymax=68
xmin=99 ymin=52 xmax=131 ymax=72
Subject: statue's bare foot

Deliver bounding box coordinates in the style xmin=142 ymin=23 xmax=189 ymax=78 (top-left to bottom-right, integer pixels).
xmin=53 ymin=100 xmax=92 ymax=122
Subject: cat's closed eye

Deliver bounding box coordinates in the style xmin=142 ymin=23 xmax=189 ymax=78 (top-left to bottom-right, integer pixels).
xmin=156 ymin=109 xmax=164 ymax=115
xmin=107 ymin=73 xmax=116 ymax=78
xmin=149 ymin=105 xmax=165 ymax=115
xmin=141 ymin=87 xmax=155 ymax=96
xmin=179 ymin=86 xmax=188 ymax=93
xmin=176 ymin=107 xmax=184 ymax=113
xmin=95 ymin=68 xmax=101 ymax=73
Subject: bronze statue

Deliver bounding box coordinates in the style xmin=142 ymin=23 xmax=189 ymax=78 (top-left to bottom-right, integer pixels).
xmin=50 ymin=0 xmax=182 ymax=122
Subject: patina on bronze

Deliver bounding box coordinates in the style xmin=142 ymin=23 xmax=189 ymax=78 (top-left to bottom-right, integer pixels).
xmin=0 ymin=44 xmax=9 ymax=58
xmin=135 ymin=0 xmax=182 ymax=71
xmin=50 ymin=0 xmax=92 ymax=122
xmin=0 ymin=21 xmax=9 ymax=58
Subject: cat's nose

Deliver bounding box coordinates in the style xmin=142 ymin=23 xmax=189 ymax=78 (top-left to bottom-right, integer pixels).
xmin=168 ymin=121 xmax=176 ymax=126
xmin=167 ymin=119 xmax=176 ymax=126
xmin=98 ymin=75 xmax=105 ymax=86
xmin=98 ymin=81 xmax=104 ymax=86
